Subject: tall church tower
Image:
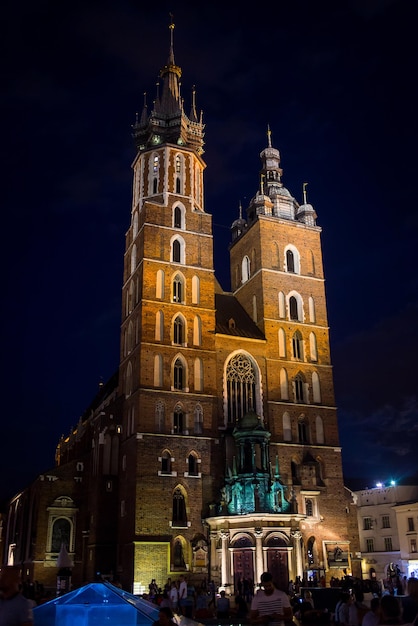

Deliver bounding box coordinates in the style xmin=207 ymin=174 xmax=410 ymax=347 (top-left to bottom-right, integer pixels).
xmin=118 ymin=23 xmax=219 ymax=589
xmin=116 ymin=26 xmax=353 ymax=591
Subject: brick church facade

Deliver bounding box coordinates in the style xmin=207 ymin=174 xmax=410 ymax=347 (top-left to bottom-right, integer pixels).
xmin=3 ymin=25 xmax=358 ymax=593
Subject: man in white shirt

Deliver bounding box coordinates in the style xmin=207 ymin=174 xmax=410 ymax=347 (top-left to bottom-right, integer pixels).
xmin=250 ymin=572 xmax=292 ymax=626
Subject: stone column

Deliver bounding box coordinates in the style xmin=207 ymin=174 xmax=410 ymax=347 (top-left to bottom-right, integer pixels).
xmin=291 ymin=530 xmax=303 ymax=580
xmin=254 ymin=527 xmax=264 ymax=583
xmin=220 ymin=530 xmax=230 ymax=586
xmin=210 ymin=531 xmax=218 ymax=582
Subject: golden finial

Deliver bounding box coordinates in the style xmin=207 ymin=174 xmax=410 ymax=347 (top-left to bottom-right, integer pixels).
xmin=169 ymin=13 xmax=175 ymax=46
xmin=303 ymin=182 xmax=308 ymax=204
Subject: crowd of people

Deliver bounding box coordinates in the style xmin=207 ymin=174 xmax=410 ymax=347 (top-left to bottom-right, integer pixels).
xmin=146 ymin=574 xmax=252 ymax=622
xmin=146 ymin=573 xmax=418 ymax=626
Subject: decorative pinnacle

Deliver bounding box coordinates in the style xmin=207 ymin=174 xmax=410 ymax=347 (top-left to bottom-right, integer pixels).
xmin=303 ymin=182 xmax=308 ymax=204
xmin=267 ymin=124 xmax=272 ymax=147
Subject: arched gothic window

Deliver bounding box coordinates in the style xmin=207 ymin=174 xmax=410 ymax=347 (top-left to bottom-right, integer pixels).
xmin=242 ymin=255 xmax=251 ymax=283
xmin=294 ymin=374 xmax=305 ymax=403
xmin=172 ymin=488 xmax=187 ymax=527
xmin=173 ymin=274 xmax=184 ymax=303
xmin=173 ymin=316 xmax=185 ymax=345
xmin=286 ymin=249 xmax=295 ymax=273
xmin=173 ymin=403 xmax=185 ymax=434
xmin=298 ymin=417 xmax=309 ymax=443
xmin=173 ymin=239 xmax=181 ymax=263
xmin=289 ymin=296 xmax=299 ymax=320
xmin=194 ymin=403 xmax=203 ymax=433
xmin=51 ymin=518 xmax=71 ymax=553
xmin=161 ymin=450 xmax=172 ymax=474
xmin=174 ymin=205 xmax=183 ymax=228
xmin=226 ymin=353 xmax=256 ymax=423
xmin=292 ymin=331 xmax=303 ymax=360
xmin=188 ymin=453 xmax=198 ymax=476
xmin=173 ymin=359 xmax=184 ymax=390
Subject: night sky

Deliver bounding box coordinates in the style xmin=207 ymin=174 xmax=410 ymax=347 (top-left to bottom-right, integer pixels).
xmin=2 ymin=0 xmax=418 ymax=505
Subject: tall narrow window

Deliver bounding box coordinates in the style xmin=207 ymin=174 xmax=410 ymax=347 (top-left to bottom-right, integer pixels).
xmin=153 ymin=178 xmax=158 ymax=194
xmin=286 ymin=250 xmax=295 ymax=272
xmin=309 ymin=297 xmax=316 ymax=323
xmin=285 ymin=246 xmax=300 ymax=273
xmin=172 ymin=239 xmax=181 ymax=263
xmin=280 ymin=368 xmax=289 ymax=400
xmin=173 ymin=406 xmax=184 ymax=433
xmin=188 ymin=453 xmax=198 ymax=476
xmin=161 ymin=450 xmax=172 ymax=474
xmin=366 ymin=538 xmax=374 ymax=552
xmin=298 ymin=418 xmax=308 ymax=443
xmin=125 ymin=361 xmax=133 ymax=397
xmin=252 ymin=295 xmax=257 ymax=322
xmin=174 ymin=359 xmax=184 ymax=390
xmin=173 ymin=275 xmax=183 ymax=303
xmin=174 ymin=316 xmax=184 ymax=345
xmin=309 ymin=332 xmax=318 ymax=362
xmin=289 ymin=296 xmax=299 ymax=321
xmin=153 ymin=354 xmax=163 ymax=387
xmin=156 ymin=269 xmax=165 ymax=299
xmin=174 ymin=205 xmax=182 ymax=228
xmin=305 ymin=499 xmax=313 ymax=517
xmin=283 ymin=412 xmax=291 ymax=441
xmin=242 ymin=255 xmax=250 ymax=283
xmin=130 ymin=244 xmax=137 ymax=274
xmin=155 ymin=311 xmax=164 ymax=341
xmin=194 ymin=358 xmax=203 ymax=392
xmin=278 ymin=291 xmax=286 ymax=318
xmin=193 ymin=316 xmax=201 ymax=346
xmin=312 ymin=372 xmax=321 ymax=404
xmin=292 ymin=331 xmax=303 ymax=360
xmin=172 ymin=488 xmax=187 ymax=527
xmin=294 ymin=375 xmax=305 ymax=403
xmin=278 ymin=328 xmax=286 ymax=358
xmin=192 ymin=275 xmax=200 ymax=304
xmin=315 ymin=415 xmax=324 ymax=444
xmin=194 ymin=404 xmax=203 ymax=433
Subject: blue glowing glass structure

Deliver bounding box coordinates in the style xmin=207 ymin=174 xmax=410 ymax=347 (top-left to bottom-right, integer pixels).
xmin=33 ymin=581 xmax=160 ymax=626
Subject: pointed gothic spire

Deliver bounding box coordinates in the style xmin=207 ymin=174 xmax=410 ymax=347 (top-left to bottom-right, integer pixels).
xmin=140 ymin=92 xmax=148 ymax=125
xmin=189 ymin=85 xmax=198 ymax=122
xmin=159 ymin=16 xmax=182 ymax=116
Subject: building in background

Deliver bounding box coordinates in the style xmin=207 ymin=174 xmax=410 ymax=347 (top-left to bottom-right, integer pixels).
xmin=352 ymin=484 xmax=418 ymax=587
xmin=3 ymin=24 xmax=358 ymax=594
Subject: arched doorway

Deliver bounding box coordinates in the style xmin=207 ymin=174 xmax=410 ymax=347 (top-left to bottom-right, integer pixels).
xmin=231 ymin=535 xmax=254 ymax=596
xmin=266 ymin=535 xmax=289 ymax=592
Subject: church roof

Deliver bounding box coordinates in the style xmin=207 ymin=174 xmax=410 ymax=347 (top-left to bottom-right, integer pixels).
xmin=215 ymin=292 xmax=265 ymax=340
